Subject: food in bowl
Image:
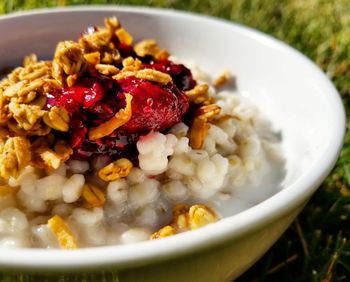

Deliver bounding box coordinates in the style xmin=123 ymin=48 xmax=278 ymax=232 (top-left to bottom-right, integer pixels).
xmin=0 ymin=17 xmax=283 ymax=249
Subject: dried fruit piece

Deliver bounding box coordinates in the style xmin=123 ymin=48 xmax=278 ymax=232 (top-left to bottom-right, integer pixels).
xmin=82 ymin=184 xmax=105 ymax=208
xmin=88 ymin=93 xmax=133 ymax=140
xmin=118 ymin=77 xmax=189 ymax=134
xmin=98 ymin=158 xmax=133 ymax=181
xmin=48 ymin=215 xmax=78 ymax=250
xmin=43 ymin=106 xmax=70 ymax=132
xmin=188 ymin=117 xmax=210 ymax=150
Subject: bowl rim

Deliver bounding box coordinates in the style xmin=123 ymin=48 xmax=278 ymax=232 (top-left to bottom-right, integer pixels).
xmin=0 ymin=5 xmax=346 ymax=270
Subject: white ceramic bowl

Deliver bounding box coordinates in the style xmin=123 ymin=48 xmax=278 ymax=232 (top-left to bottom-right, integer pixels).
xmin=0 ymin=6 xmax=345 ymax=281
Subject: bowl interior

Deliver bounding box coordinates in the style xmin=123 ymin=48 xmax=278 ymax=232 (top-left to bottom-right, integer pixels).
xmin=0 ymin=7 xmax=345 ymax=268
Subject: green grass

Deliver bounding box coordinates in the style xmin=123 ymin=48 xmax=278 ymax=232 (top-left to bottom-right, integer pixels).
xmin=1 ymin=1 xmax=350 ymax=281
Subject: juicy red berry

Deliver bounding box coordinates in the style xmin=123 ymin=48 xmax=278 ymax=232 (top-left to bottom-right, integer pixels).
xmin=145 ymin=59 xmax=196 ymax=91
xmin=118 ymin=77 xmax=189 ymax=133
xmin=46 ymin=77 xmax=106 ymax=113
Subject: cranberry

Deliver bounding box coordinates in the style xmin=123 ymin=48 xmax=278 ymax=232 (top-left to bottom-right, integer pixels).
xmin=118 ymin=77 xmax=189 ymax=133
xmin=46 ymin=77 xmax=106 ymax=113
xmin=145 ymin=59 xmax=196 ymax=91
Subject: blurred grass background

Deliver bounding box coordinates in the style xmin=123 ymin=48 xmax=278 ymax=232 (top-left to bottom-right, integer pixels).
xmin=1 ymin=0 xmax=350 ymax=281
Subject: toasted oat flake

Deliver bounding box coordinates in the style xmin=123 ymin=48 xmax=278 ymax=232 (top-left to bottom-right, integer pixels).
xmin=213 ymin=70 xmax=232 ymax=88
xmin=43 ymin=106 xmax=70 ymax=132
xmin=151 ymin=204 xmax=217 ymax=239
xmin=98 ymin=158 xmax=133 ymax=182
xmin=48 ymin=215 xmax=78 ymax=249
xmin=150 ymin=225 xmax=176 ymax=240
xmin=188 ymin=117 xmax=210 ymax=150
xmin=185 ymin=84 xmax=210 ymax=104
xmin=135 ymin=69 xmax=172 ymax=85
xmin=188 ymin=204 xmax=217 ymax=229
xmin=82 ymin=184 xmax=105 ymax=208
xmin=0 ymin=136 xmax=31 ymax=179
xmin=195 ymin=104 xmax=221 ymax=120
xmin=83 ymin=52 xmax=101 ymax=65
xmin=116 ymin=28 xmax=133 ymax=45
xmin=95 ymin=64 xmax=120 ymax=76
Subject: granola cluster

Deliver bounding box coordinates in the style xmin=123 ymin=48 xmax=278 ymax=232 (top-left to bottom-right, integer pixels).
xmin=0 ymin=17 xmax=175 ymax=179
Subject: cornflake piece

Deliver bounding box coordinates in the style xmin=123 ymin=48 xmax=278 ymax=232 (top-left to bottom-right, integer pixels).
xmin=135 ymin=69 xmax=172 ymax=85
xmin=43 ymin=106 xmax=70 ymax=132
xmin=98 ymin=158 xmax=133 ymax=182
xmin=47 ymin=215 xmax=78 ymax=250
xmin=88 ymin=93 xmax=133 ymax=140
xmin=116 ymin=28 xmax=133 ymax=45
xmin=82 ymin=184 xmax=105 ymax=208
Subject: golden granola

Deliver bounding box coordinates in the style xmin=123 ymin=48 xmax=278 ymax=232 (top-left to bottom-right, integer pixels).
xmin=48 ymin=215 xmax=78 ymax=250
xmin=0 ymin=136 xmax=31 ymax=179
xmin=213 ymin=70 xmax=232 ymax=88
xmin=98 ymin=158 xmax=133 ymax=181
xmin=43 ymin=106 xmax=70 ymax=132
xmin=151 ymin=204 xmax=218 ymax=239
xmin=82 ymin=184 xmax=106 ymax=208
xmin=188 ymin=117 xmax=210 ymax=150
xmin=52 ymin=41 xmax=87 ymax=87
xmin=135 ymin=68 xmax=172 ymax=84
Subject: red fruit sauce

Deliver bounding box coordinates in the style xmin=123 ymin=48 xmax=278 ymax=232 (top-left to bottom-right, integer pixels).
xmin=46 ymin=60 xmax=194 ymax=159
